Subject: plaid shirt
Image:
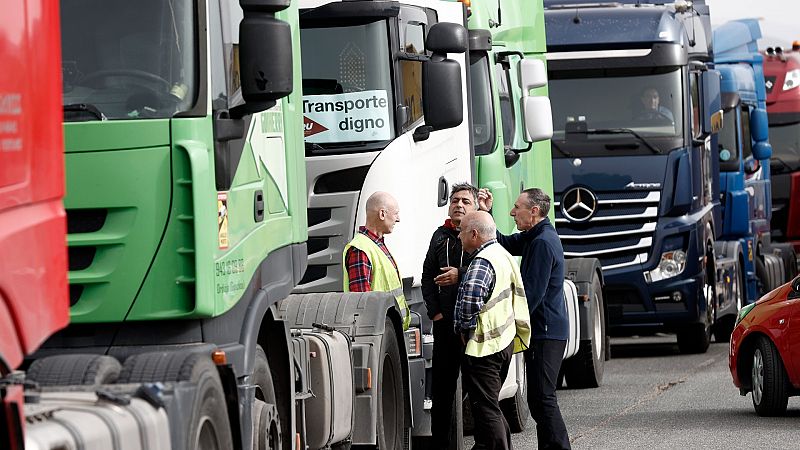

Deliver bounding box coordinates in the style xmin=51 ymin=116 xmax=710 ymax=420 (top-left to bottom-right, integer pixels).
xmin=454 ymin=240 xmax=497 ymax=334
xmin=345 ymin=226 xmax=400 ymax=292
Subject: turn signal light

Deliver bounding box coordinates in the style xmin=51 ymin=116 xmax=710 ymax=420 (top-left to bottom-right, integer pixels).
xmin=211 ymin=350 xmax=227 ymax=365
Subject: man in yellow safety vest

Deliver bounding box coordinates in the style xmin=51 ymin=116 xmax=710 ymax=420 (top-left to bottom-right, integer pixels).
xmin=342 ymin=191 xmax=410 ymax=330
xmin=454 ymin=211 xmax=531 ymax=449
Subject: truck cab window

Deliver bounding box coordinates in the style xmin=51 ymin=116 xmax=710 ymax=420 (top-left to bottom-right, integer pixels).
xmin=495 ymin=61 xmax=515 ymax=148
xmin=398 ymin=17 xmax=427 ymax=129
xmin=470 ymin=52 xmax=495 ymax=156
xmin=60 ymin=0 xmax=197 ymax=121
xmin=301 ymin=20 xmax=396 ymax=150
xmin=690 ymin=72 xmax=701 ymax=139
xmin=741 ymin=108 xmax=753 ymax=159
xmin=718 ymin=106 xmax=740 ymax=171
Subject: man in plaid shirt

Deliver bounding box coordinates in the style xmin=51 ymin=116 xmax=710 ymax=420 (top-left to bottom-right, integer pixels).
xmin=344 ymin=191 xmax=401 ymax=292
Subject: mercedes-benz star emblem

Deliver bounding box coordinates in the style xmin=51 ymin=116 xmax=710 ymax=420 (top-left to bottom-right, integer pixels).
xmin=561 ymin=187 xmax=597 ymax=222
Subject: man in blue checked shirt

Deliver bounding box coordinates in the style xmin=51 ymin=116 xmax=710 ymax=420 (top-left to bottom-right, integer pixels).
xmin=454 ymin=211 xmax=530 ymax=450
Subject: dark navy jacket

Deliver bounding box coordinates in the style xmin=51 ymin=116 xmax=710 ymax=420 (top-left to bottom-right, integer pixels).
xmin=496 ymin=218 xmax=568 ymax=340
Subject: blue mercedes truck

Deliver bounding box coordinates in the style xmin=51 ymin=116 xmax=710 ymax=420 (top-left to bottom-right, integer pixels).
xmin=713 ymin=18 xmax=797 ymax=340
xmin=543 ymin=0 xmax=727 ymax=353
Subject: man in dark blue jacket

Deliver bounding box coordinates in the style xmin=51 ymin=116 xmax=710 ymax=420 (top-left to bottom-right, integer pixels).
xmin=479 ymin=187 xmax=571 ymax=450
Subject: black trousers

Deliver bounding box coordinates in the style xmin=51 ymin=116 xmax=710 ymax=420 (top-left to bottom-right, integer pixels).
xmin=431 ymin=319 xmax=465 ymax=448
xmin=462 ymin=341 xmax=514 ymax=450
xmin=525 ymin=339 xmax=571 ymax=450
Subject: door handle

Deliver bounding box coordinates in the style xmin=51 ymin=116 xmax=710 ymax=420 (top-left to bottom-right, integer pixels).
xmin=438 ymin=177 xmax=448 ymax=207
xmin=254 ymin=190 xmax=265 ymax=222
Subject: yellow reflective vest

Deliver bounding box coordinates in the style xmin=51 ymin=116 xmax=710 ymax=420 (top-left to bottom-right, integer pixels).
xmin=464 ymin=242 xmax=531 ymax=357
xmin=343 ymin=232 xmax=411 ymax=330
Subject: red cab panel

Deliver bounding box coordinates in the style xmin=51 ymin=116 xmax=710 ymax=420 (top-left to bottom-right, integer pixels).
xmin=0 ymin=0 xmax=68 ymax=373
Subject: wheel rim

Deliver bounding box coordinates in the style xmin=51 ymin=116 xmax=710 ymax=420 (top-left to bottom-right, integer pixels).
xmin=752 ymin=349 xmax=764 ymax=405
xmin=381 ymin=355 xmax=398 ymax=447
xmin=197 ymin=417 xmax=221 ymax=450
xmin=592 ymin=292 xmax=602 ymax=358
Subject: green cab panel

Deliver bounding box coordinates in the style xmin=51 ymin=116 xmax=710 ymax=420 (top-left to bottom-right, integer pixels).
xmin=64 ymin=120 xmax=172 ymax=322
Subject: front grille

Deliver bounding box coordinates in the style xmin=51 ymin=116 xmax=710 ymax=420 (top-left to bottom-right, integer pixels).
xmin=556 ymin=189 xmax=660 ymax=270
xmin=69 ymin=285 xmax=84 ymax=307
xmin=307 ymin=208 xmax=332 ymax=227
xmin=605 ymin=287 xmax=646 ymax=313
xmin=68 ymin=247 xmax=96 ymax=271
xmin=66 ymin=209 xmax=107 ymax=234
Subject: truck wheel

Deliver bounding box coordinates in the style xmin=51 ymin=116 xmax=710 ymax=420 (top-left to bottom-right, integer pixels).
xmin=253 ymin=346 xmax=282 ymax=450
xmin=678 ymin=242 xmax=715 ymax=354
xmin=563 ymin=276 xmax=605 ymax=388
xmin=751 ymin=336 xmax=789 ymax=416
xmin=185 ymin=356 xmax=235 ymax=450
xmin=27 ymin=354 xmax=121 ymax=386
xmin=119 ymin=352 xmax=234 ymax=450
xmin=772 ymin=244 xmax=798 ymax=282
xmin=499 ymin=357 xmax=528 ymax=433
xmin=676 ymin=324 xmax=711 ymax=354
xmin=377 ymin=318 xmax=404 ymax=450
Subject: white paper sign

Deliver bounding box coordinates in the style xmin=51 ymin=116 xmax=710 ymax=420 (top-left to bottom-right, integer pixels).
xmin=303 ymin=90 xmax=391 ymax=143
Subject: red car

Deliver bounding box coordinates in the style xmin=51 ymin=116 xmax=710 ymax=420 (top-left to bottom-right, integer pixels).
xmin=730 ymin=276 xmax=800 ymax=415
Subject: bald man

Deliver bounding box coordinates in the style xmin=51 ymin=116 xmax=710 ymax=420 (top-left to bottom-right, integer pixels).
xmin=342 ymin=191 xmax=410 ymax=329
xmin=455 ymin=211 xmax=531 ymax=450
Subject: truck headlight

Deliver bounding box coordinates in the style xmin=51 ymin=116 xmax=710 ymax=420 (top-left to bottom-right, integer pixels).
xmin=783 ymin=69 xmax=800 ymax=91
xmin=644 ymin=250 xmax=687 ymax=283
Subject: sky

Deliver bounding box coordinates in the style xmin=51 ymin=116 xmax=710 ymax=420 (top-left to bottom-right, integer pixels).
xmin=707 ymin=0 xmax=800 ymax=49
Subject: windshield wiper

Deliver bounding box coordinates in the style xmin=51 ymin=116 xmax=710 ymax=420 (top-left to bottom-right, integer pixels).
xmin=585 ymin=128 xmax=662 ymax=155
xmin=64 ymin=103 xmax=107 ymax=121
xmin=551 ymin=140 xmax=574 ymax=158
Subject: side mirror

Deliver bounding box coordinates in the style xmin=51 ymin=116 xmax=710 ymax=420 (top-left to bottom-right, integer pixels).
xmin=416 ymin=23 xmax=467 ymax=139
xmin=518 ymin=59 xmax=553 ymax=143
xmin=522 ymin=97 xmax=553 ymax=142
xmin=750 ymin=108 xmax=773 ymax=160
xmin=426 ymin=22 xmax=468 ymax=54
xmin=238 ymin=13 xmax=293 ymax=115
xmin=700 ymin=70 xmax=722 ymax=135
xmin=421 ymin=60 xmax=463 ymax=132
xmin=519 ymin=59 xmax=548 ymax=90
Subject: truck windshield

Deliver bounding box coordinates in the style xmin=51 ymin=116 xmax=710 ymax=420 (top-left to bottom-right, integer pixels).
xmin=60 ymin=0 xmax=197 ymax=121
xmin=301 ymin=21 xmax=396 ymax=151
xmin=549 ymin=67 xmax=684 ymax=156
xmin=768 ymin=122 xmax=800 ymax=173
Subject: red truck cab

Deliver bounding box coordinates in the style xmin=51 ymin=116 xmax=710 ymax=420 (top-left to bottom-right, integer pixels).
xmin=1 ymin=0 xmax=67 ymax=447
xmin=764 ymin=42 xmax=800 ymax=253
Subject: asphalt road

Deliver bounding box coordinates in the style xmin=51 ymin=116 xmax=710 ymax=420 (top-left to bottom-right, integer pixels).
xmin=465 ymin=335 xmax=800 ymax=449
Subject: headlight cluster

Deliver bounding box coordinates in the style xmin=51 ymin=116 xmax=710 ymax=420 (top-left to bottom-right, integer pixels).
xmin=783 ymin=69 xmax=800 ymax=91
xmin=645 ymin=249 xmax=687 ymax=283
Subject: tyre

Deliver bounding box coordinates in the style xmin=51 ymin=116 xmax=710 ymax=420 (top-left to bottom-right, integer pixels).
xmin=500 ymin=355 xmax=529 ymax=433
xmin=751 ymin=336 xmax=789 ymax=416
xmin=563 ymin=276 xmax=605 ymax=388
xmin=678 ymin=242 xmax=714 ymax=354
xmin=119 ymin=352 xmax=234 ymax=450
xmin=27 ymin=354 xmax=121 ymax=386
xmin=252 ymin=346 xmax=282 ymax=450
xmin=713 ymin=259 xmax=745 ymax=343
xmin=377 ymin=318 xmax=404 ymax=450
xmin=677 ymin=324 xmax=711 ymax=354
xmin=185 ymin=356 xmax=235 ymax=450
